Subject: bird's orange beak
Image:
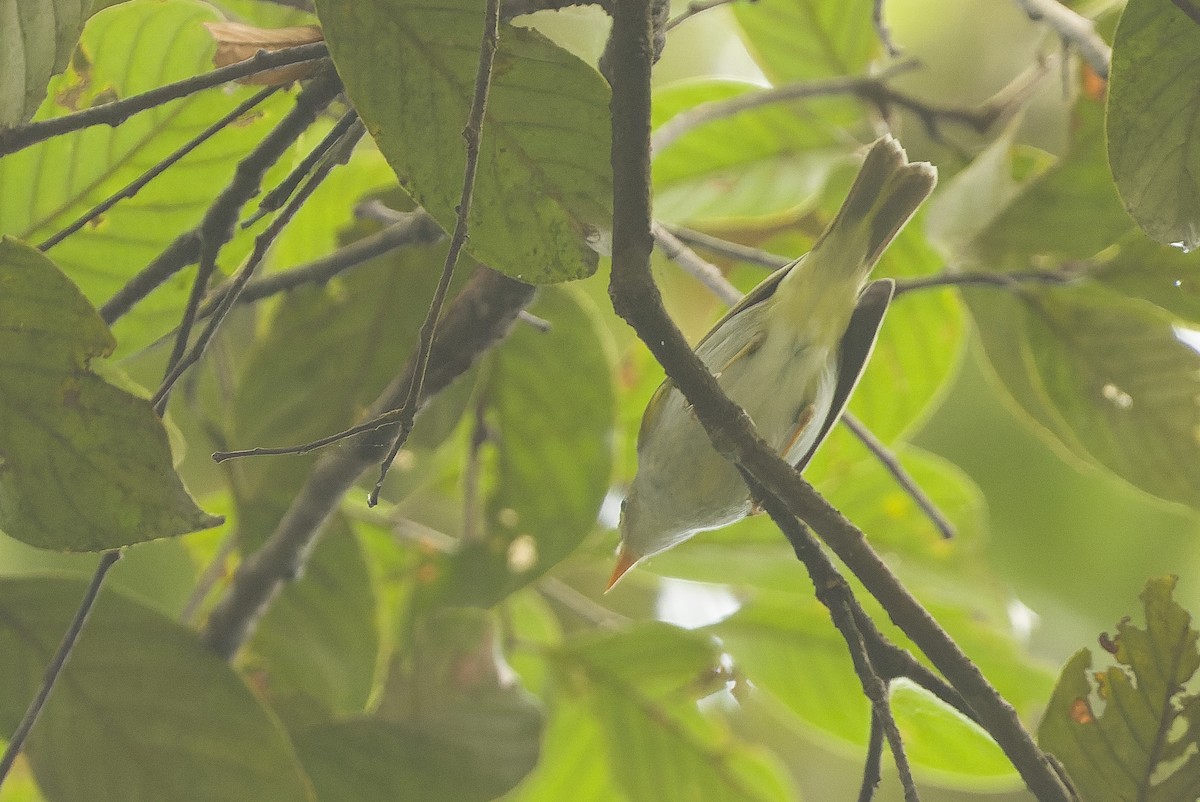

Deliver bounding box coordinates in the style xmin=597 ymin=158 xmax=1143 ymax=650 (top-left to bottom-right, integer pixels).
xmin=605 ymin=545 xmax=639 ymax=593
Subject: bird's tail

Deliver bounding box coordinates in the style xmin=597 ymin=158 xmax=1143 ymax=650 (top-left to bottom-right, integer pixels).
xmin=810 ymin=135 xmax=938 ymax=282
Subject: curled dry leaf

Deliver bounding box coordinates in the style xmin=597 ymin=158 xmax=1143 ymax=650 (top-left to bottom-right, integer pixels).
xmin=203 ymin=22 xmax=325 ymax=86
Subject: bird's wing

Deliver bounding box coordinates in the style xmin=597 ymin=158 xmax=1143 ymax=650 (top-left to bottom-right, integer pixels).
xmin=792 ymin=278 xmax=894 ymax=471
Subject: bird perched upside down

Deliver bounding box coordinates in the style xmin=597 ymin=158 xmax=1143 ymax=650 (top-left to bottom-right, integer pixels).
xmin=609 ymin=135 xmax=937 ymax=590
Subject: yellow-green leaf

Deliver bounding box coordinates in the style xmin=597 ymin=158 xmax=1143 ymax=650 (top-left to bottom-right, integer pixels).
xmin=0 ymin=237 xmax=220 ymax=550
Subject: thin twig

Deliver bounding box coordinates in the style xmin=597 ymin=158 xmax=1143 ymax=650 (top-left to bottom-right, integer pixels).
xmin=0 ymin=550 xmax=123 ymax=784
xmin=537 ymin=576 xmax=628 ymax=629
xmin=842 ymin=414 xmax=955 ymax=539
xmin=200 ymin=212 xmax=445 ymax=314
xmin=154 ymin=118 xmax=365 ymax=410
xmin=664 ymin=0 xmax=743 ymax=31
xmin=605 ymin=2 xmax=1075 ymax=798
xmin=0 ymin=43 xmax=329 ymax=158
xmin=893 ymin=267 xmax=1078 ymax=296
xmin=872 ymin=0 xmax=902 ymax=57
xmin=662 ymin=223 xmax=791 ymax=270
xmin=242 ymin=108 xmax=360 ymax=228
xmin=1011 ymin=0 xmax=1112 ymax=78
xmin=153 ymin=69 xmax=344 ymax=414
xmin=38 ymin=87 xmax=281 ymax=252
xmin=366 ymin=0 xmax=503 ymax=507
xmin=858 ymin=712 xmax=886 ymax=802
xmin=652 ymin=222 xmax=742 ymax=305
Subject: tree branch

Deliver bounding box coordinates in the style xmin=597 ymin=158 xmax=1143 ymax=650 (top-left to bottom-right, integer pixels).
xmin=1011 ymin=0 xmax=1112 ymax=78
xmin=0 ymin=43 xmax=330 ymax=158
xmin=366 ymin=0 xmax=502 ymax=505
xmin=606 ymin=0 xmax=1075 ymax=798
xmin=202 ymin=268 xmax=535 ymax=658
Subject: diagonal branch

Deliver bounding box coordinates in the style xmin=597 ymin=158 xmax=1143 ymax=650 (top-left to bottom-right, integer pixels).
xmin=605 ymin=1 xmax=1075 ymax=799
xmin=201 ymin=269 xmax=535 ymax=658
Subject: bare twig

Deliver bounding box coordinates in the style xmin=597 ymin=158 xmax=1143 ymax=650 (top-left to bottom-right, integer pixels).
xmin=1012 ymin=0 xmax=1112 ymax=78
xmin=664 ymin=0 xmax=744 ymax=31
xmin=154 ymin=117 xmax=365 ymax=410
xmin=367 ymin=0 xmax=502 ymax=506
xmin=652 ymin=222 xmax=743 ymax=305
xmin=153 ymin=69 xmax=344 ymax=413
xmin=0 ymin=550 xmax=123 ymax=784
xmin=605 ymin=1 xmax=1075 ymax=798
xmin=858 ymin=712 xmax=887 ymax=802
xmin=242 ymin=107 xmax=360 ymax=228
xmin=893 ymin=267 xmax=1079 ymax=296
xmin=201 ymin=212 xmax=445 ymax=314
xmin=662 ymin=223 xmax=791 ymax=270
xmin=39 ymin=86 xmax=280 ymax=252
xmin=0 ymin=43 xmax=329 ymax=158
xmin=842 ymin=414 xmax=955 ymax=539
xmin=653 ymin=58 xmax=1049 ymax=154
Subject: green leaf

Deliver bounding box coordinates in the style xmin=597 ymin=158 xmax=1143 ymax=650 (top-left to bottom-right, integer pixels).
xmin=418 ymin=287 xmax=614 ymax=608
xmin=0 ymin=576 xmax=314 ymax=802
xmin=733 ymin=0 xmax=879 ymax=82
xmin=969 ymin=284 xmax=1200 ymax=510
xmin=557 ymin=623 xmax=793 ymax=802
xmin=314 ymin=0 xmax=611 ymax=283
xmin=245 ymin=518 xmax=379 ymax=722
xmin=1039 ymin=576 xmax=1200 ymax=801
xmin=1107 ymin=0 xmax=1200 ymax=250
xmin=0 ymin=0 xmax=88 ymax=126
xmin=0 ymin=0 xmax=294 ymax=355
xmin=652 ymin=78 xmax=861 ymax=223
xmin=501 ymin=699 xmax=627 ymax=802
xmin=0 ymin=237 xmax=220 ymax=550
xmin=1092 ymin=234 xmax=1200 ymax=324
xmin=370 ymin=608 xmax=545 ymax=801
xmin=709 ymin=593 xmax=1028 ymax=785
xmin=974 ymin=96 xmax=1135 ymax=265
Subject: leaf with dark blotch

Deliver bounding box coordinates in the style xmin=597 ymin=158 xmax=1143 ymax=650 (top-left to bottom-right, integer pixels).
xmin=0 ymin=238 xmax=221 ymax=550
xmin=1039 ymin=576 xmax=1200 ymax=801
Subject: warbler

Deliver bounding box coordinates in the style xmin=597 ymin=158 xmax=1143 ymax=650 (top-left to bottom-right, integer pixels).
xmin=609 ymin=135 xmax=937 ymax=590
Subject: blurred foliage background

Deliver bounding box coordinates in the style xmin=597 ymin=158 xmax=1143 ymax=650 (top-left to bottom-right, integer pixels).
xmin=1 ymin=0 xmax=1198 ymax=800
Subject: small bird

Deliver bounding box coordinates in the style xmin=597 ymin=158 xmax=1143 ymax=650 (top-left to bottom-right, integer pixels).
xmin=609 ymin=135 xmax=937 ymax=590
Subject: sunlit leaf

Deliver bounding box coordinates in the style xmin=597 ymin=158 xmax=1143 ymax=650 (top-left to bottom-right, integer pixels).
xmin=1092 ymin=235 xmax=1200 ymax=324
xmin=0 ymin=0 xmax=88 ymax=126
xmin=369 ymin=608 xmax=544 ymax=800
xmin=1039 ymin=576 xmax=1200 ymax=801
xmin=733 ymin=0 xmax=879 ymax=82
xmin=1107 ymin=0 xmax=1200 ymax=251
xmin=557 ymin=623 xmax=793 ymax=802
xmin=0 ymin=0 xmax=294 ymax=356
xmin=0 ymin=577 xmax=314 ymax=802
xmin=314 ymin=0 xmax=611 ymax=283
xmin=652 ymin=78 xmax=861 ymax=223
xmin=0 ymin=237 xmax=220 ymax=550
xmin=416 ymin=287 xmax=614 ymax=608
xmin=970 ymin=284 xmax=1200 ymax=510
